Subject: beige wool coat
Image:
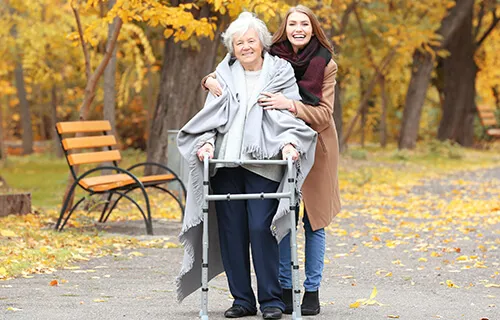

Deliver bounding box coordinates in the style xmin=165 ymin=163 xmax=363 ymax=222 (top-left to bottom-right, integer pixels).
xmin=293 ymin=59 xmax=341 ymax=231
xmin=201 ymin=59 xmax=341 ymax=231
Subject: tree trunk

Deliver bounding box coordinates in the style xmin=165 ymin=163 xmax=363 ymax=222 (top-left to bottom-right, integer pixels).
xmin=333 ymin=81 xmax=343 ymax=152
xmin=437 ymin=8 xmax=476 ymax=146
xmin=14 ymin=62 xmax=34 ymax=155
xmin=37 ymin=86 xmax=48 ymax=141
xmin=9 ymin=6 xmax=34 ymax=155
xmin=146 ymin=26 xmax=222 ymax=174
xmin=360 ymin=75 xmax=366 ymax=147
xmin=145 ymin=63 xmax=155 ymax=148
xmin=398 ymin=0 xmax=475 ymax=149
xmin=51 ymin=85 xmax=63 ymax=158
xmin=0 ymin=193 xmax=31 ymax=216
xmin=0 ymin=96 xmax=5 ymax=160
xmin=398 ymin=50 xmax=434 ymax=149
xmin=380 ymin=76 xmax=388 ymax=147
xmin=103 ymin=0 xmax=118 ymax=137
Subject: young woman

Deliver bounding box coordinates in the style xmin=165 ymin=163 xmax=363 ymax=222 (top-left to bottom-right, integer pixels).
xmin=203 ymin=6 xmax=341 ymax=316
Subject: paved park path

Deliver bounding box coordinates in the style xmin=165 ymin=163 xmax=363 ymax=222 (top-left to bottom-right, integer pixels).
xmin=1 ymin=167 xmax=499 ymax=320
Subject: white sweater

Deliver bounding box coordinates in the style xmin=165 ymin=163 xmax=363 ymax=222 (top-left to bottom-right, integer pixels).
xmin=213 ymin=69 xmax=283 ymax=182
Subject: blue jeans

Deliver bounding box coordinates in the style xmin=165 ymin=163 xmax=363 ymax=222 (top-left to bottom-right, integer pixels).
xmin=279 ymin=210 xmax=325 ymax=292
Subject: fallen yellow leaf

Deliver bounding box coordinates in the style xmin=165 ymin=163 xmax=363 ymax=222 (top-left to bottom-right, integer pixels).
xmin=369 ymin=287 xmax=378 ymax=300
xmin=128 ymin=251 xmax=144 ymax=257
xmin=0 ymin=229 xmax=18 ymax=237
xmin=485 ymin=283 xmax=500 ymax=288
xmin=49 ymin=280 xmax=58 ymax=286
xmin=164 ymin=242 xmax=180 ymax=248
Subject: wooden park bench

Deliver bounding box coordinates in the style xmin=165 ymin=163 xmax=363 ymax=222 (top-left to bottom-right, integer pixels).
xmin=477 ymin=105 xmax=500 ymax=140
xmin=55 ymin=120 xmax=186 ymax=235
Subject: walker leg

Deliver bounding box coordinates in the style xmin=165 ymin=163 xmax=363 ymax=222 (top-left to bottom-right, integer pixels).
xmin=287 ymin=158 xmax=302 ymax=320
xmin=200 ymin=155 xmax=210 ymax=319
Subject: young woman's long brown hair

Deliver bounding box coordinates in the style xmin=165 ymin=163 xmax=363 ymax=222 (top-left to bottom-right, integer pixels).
xmin=272 ymin=5 xmax=334 ymax=55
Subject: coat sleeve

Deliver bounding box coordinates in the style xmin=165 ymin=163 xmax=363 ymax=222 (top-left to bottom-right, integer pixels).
xmin=294 ymin=60 xmax=337 ymax=133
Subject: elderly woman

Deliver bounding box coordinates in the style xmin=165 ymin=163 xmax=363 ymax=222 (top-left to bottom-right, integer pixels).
xmin=203 ymin=6 xmax=341 ymax=316
xmin=176 ymin=12 xmax=317 ymax=320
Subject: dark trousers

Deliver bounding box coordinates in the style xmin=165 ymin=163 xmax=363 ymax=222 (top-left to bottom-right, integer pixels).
xmin=211 ymin=167 xmax=285 ymax=313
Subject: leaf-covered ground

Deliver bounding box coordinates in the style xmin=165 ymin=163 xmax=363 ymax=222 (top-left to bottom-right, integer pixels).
xmin=0 ymin=144 xmax=499 ymax=319
xmin=1 ymin=144 xmax=499 ymax=290
xmin=0 ymin=194 xmax=183 ymax=280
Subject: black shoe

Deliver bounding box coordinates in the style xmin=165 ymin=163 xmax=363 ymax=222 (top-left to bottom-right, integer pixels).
xmin=301 ymin=290 xmax=320 ymax=316
xmin=262 ymin=307 xmax=282 ymax=319
xmin=224 ymin=305 xmax=257 ymax=318
xmin=282 ymin=288 xmax=293 ymax=314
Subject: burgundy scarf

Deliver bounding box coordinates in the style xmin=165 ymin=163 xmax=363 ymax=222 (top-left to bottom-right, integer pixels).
xmin=270 ymin=37 xmax=331 ymax=105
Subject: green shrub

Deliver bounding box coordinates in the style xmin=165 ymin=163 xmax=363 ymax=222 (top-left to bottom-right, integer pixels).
xmin=350 ymin=149 xmax=368 ymax=160
xmin=391 ymin=149 xmax=410 ymax=161
xmin=427 ymin=139 xmax=464 ymax=159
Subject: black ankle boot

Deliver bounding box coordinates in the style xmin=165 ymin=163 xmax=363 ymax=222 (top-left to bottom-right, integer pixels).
xmin=282 ymin=288 xmax=293 ymax=314
xmin=301 ymin=290 xmax=320 ymax=316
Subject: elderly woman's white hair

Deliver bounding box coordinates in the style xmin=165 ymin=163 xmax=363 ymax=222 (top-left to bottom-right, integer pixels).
xmin=222 ymin=12 xmax=272 ymax=55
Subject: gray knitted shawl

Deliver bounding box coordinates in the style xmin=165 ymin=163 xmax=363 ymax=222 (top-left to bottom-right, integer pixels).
xmin=176 ymin=52 xmax=317 ymax=302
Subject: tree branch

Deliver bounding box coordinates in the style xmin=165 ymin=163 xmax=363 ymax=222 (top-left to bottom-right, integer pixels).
xmin=354 ymin=7 xmax=378 ymax=72
xmin=78 ymin=18 xmax=123 ymax=120
xmin=476 ymin=10 xmax=499 ymax=49
xmin=474 ymin=1 xmax=485 ymax=39
xmin=339 ymin=0 xmax=358 ymax=35
xmin=340 ymin=50 xmax=396 ymax=148
xmin=71 ymin=4 xmax=91 ymax=81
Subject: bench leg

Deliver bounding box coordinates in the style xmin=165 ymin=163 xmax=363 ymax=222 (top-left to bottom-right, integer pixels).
xmin=55 ymin=180 xmax=79 ymax=231
xmin=58 ymin=196 xmax=87 ymax=231
xmin=106 ymin=189 xmax=153 ymax=235
xmin=99 ymin=193 xmax=114 ymax=223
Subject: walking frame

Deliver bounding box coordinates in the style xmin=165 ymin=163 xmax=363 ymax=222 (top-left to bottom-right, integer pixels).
xmin=199 ymin=154 xmax=302 ymax=320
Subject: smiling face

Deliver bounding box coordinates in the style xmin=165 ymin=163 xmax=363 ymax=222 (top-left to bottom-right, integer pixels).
xmin=285 ymin=11 xmax=313 ymax=53
xmin=233 ymin=28 xmax=264 ymax=71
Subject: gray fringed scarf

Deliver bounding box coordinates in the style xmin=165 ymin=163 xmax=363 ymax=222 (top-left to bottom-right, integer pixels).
xmin=176 ymin=52 xmax=317 ymax=302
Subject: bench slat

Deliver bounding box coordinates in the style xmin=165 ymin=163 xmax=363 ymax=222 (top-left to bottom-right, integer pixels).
xmin=478 ymin=110 xmax=495 ymax=118
xmin=62 ymin=136 xmax=117 ymax=150
xmin=67 ymin=150 xmax=121 ymax=165
xmin=487 ymin=128 xmax=500 ymax=136
xmin=481 ymin=118 xmax=498 ymax=126
xmin=57 ymin=121 xmax=111 ymax=134
xmin=477 ymin=105 xmax=495 ymax=112
xmin=80 ymin=173 xmax=176 ymax=192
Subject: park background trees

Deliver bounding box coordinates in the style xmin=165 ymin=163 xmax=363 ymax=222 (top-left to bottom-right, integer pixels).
xmin=0 ymin=0 xmax=498 ymax=161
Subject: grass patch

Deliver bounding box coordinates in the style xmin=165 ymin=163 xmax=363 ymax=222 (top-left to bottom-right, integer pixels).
xmin=0 ymin=150 xmax=147 ymax=209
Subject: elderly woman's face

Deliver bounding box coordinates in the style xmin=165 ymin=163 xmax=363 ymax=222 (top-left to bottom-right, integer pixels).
xmin=232 ymin=28 xmax=263 ymax=70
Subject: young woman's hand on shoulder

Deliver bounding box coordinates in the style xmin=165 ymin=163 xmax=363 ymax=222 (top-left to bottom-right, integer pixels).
xmin=258 ymin=92 xmax=297 ymax=114
xmin=205 ymin=77 xmax=222 ymax=97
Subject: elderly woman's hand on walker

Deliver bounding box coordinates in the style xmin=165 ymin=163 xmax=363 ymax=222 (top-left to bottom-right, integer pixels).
xmin=197 ymin=142 xmax=214 ymax=161
xmin=282 ymin=143 xmax=299 ymax=161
